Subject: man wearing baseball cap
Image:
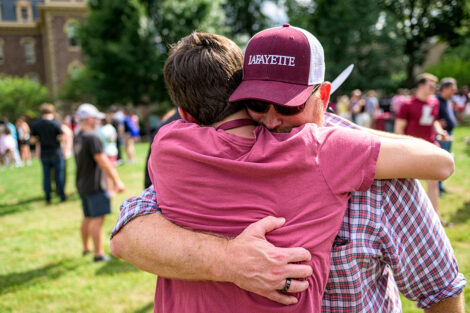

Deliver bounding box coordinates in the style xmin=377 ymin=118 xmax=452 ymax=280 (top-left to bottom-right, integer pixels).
xmin=112 ymin=26 xmax=464 ymax=312
xmin=74 ymin=103 xmax=125 ymax=262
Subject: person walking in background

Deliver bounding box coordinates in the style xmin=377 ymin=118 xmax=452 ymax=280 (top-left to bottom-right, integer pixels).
xmin=123 ymin=108 xmax=139 ymax=163
xmin=109 ymin=106 xmax=125 ymax=165
xmin=74 ymin=104 xmax=125 ymax=262
xmin=335 ymin=95 xmax=351 ymax=121
xmin=350 ymin=89 xmax=370 ymax=127
xmin=60 ymin=118 xmax=74 ymax=191
xmin=4 ymin=118 xmax=23 ymax=167
xmin=98 ymin=113 xmax=119 ymax=196
xmin=365 ymin=90 xmax=379 ymax=128
xmin=437 ymin=77 xmax=458 ymax=196
xmin=395 ymin=73 xmax=449 ymax=221
xmin=31 ymin=104 xmax=66 ymax=204
xmin=16 ymin=116 xmax=32 ymax=166
xmin=0 ymin=123 xmax=15 ymax=169
xmin=453 ymin=85 xmax=469 ymax=125
xmin=391 ymin=88 xmax=409 ymax=116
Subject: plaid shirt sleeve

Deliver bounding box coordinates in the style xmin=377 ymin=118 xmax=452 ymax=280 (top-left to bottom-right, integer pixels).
xmin=381 ymin=179 xmax=466 ymax=308
xmin=110 ymin=186 xmax=161 ymax=239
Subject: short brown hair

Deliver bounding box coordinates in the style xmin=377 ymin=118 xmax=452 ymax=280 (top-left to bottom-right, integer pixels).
xmin=439 ymin=77 xmax=457 ymax=91
xmin=40 ymin=103 xmax=55 ymax=115
xmin=416 ymin=73 xmax=438 ymax=87
xmin=163 ymin=32 xmax=244 ymax=125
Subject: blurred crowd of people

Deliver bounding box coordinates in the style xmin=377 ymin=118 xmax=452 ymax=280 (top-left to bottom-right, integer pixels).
xmin=331 ymin=83 xmax=470 ymax=131
xmin=329 ymin=75 xmax=468 ymax=225
xmin=0 ymin=105 xmax=142 ymax=170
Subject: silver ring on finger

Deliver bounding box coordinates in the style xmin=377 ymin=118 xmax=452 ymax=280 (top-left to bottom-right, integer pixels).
xmin=280 ymin=278 xmax=291 ymax=292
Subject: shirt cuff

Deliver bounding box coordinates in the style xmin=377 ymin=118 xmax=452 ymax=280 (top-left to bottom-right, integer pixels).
xmin=417 ymin=272 xmax=466 ymax=308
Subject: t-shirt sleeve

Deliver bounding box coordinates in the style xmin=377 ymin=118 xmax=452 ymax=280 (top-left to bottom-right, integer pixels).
xmin=318 ymin=127 xmax=380 ymax=195
xmin=54 ymin=121 xmax=64 ymax=135
xmin=87 ymin=134 xmax=104 ymax=155
xmin=396 ymin=101 xmax=409 ymax=120
xmin=30 ymin=122 xmax=38 ymax=137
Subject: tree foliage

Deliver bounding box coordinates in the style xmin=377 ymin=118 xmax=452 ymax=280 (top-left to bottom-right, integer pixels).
xmin=78 ymin=0 xmax=227 ymax=108
xmin=0 ymin=76 xmax=50 ymax=120
xmin=286 ymin=0 xmax=404 ymax=94
xmin=427 ymin=37 xmax=470 ymax=86
xmin=79 ymin=0 xmax=161 ymax=107
xmin=377 ymin=0 xmax=467 ymax=86
xmin=223 ymin=0 xmax=272 ymax=41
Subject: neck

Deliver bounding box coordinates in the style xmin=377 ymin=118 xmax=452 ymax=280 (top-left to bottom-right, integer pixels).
xmin=415 ymin=90 xmax=429 ymax=102
xmin=42 ymin=113 xmax=54 ymax=120
xmin=439 ymin=92 xmax=450 ymax=100
xmin=80 ymin=122 xmax=94 ymax=131
xmin=212 ymin=109 xmax=255 ymax=138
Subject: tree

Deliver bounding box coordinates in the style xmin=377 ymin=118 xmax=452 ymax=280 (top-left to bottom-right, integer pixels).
xmin=0 ymin=76 xmax=50 ymax=121
xmin=427 ymin=37 xmax=470 ymax=85
xmin=286 ymin=0 xmax=404 ymax=93
xmin=223 ymin=0 xmax=273 ymax=41
xmin=79 ymin=0 xmax=161 ymax=107
xmin=79 ymin=0 xmax=227 ymax=108
xmin=377 ymin=0 xmax=467 ymax=86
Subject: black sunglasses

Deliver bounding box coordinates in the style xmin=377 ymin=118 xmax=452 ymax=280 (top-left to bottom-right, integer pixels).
xmin=244 ymin=84 xmax=321 ymax=116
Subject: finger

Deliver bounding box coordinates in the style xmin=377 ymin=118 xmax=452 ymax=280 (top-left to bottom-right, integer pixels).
xmin=265 ymin=291 xmax=298 ymax=305
xmin=283 ymin=279 xmax=309 ymax=293
xmin=281 ymin=247 xmax=312 ymax=263
xmin=245 ymin=216 xmax=286 ymax=236
xmin=283 ymin=263 xmax=313 ymax=279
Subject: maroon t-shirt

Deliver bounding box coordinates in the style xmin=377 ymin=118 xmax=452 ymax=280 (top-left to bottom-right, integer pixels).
xmin=397 ymin=95 xmax=439 ymax=143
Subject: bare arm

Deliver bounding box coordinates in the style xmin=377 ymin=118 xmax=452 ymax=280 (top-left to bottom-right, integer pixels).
xmin=433 ymin=120 xmax=449 ymax=140
xmin=360 ymin=127 xmax=454 ymax=181
xmin=394 ymin=118 xmax=407 ymax=134
xmin=111 ymin=213 xmax=313 ymax=305
xmin=424 ymin=293 xmax=464 ymax=313
xmin=93 ymin=152 xmax=125 ymax=192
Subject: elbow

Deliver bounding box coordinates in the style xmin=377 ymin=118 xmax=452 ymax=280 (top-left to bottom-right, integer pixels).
xmin=437 ymin=153 xmax=455 ymax=181
xmin=110 ymin=235 xmax=123 ymax=259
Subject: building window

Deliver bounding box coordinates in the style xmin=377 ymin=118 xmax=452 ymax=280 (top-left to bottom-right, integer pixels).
xmin=15 ymin=1 xmax=32 ymax=23
xmin=64 ymin=19 xmax=80 ymax=48
xmin=68 ymin=60 xmax=83 ymax=79
xmin=21 ymin=7 xmax=28 ymax=22
xmin=22 ymin=39 xmax=36 ymax=64
xmin=0 ymin=40 xmax=4 ymax=64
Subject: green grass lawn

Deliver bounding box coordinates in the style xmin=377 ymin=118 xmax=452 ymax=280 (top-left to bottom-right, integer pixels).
xmin=1 ymin=128 xmax=469 ymax=313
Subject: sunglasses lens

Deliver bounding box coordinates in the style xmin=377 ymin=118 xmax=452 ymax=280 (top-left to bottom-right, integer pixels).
xmin=274 ymin=103 xmax=306 ymax=116
xmin=246 ymin=100 xmax=270 ymax=113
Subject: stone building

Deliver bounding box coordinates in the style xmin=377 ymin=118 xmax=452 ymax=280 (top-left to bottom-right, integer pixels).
xmin=0 ymin=0 xmax=87 ymax=98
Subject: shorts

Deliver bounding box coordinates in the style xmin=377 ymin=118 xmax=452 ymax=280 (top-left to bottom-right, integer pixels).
xmin=19 ymin=139 xmax=30 ymax=146
xmin=80 ymin=190 xmax=111 ymax=218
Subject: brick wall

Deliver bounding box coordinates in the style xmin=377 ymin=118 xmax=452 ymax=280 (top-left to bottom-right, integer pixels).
xmin=0 ymin=32 xmax=46 ymax=82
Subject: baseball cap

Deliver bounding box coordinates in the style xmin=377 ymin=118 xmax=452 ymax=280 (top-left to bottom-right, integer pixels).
xmin=76 ymin=103 xmax=105 ymax=120
xmin=229 ymin=24 xmax=325 ymax=107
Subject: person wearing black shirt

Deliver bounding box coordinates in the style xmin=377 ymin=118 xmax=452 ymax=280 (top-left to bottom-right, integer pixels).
xmin=31 ymin=103 xmax=66 ymax=203
xmin=74 ymin=103 xmax=125 ymax=262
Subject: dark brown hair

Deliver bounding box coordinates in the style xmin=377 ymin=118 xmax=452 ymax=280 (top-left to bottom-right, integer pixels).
xmin=40 ymin=103 xmax=55 ymax=115
xmin=163 ymin=32 xmax=244 ymax=125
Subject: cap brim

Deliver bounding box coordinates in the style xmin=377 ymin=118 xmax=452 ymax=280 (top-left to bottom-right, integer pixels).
xmin=96 ymin=112 xmax=106 ymax=119
xmin=229 ymin=80 xmax=316 ymax=107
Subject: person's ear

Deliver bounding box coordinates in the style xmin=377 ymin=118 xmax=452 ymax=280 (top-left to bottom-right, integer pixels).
xmin=177 ymin=107 xmax=199 ymax=124
xmin=319 ymin=82 xmax=332 ymax=111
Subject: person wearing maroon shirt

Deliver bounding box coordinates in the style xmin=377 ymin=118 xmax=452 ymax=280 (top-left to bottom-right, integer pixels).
xmin=395 ymin=73 xmax=449 ymax=221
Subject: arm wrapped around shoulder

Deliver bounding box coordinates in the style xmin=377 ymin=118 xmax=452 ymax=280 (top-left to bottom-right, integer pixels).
xmin=375 ymin=135 xmax=454 ymax=181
